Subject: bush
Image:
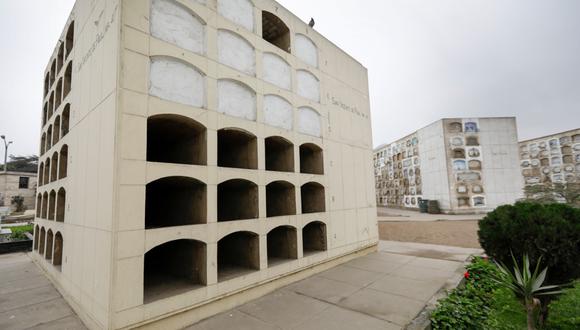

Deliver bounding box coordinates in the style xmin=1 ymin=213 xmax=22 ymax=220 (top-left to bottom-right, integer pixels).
xmin=9 ymin=224 xmax=33 ymax=240
xmin=478 ymin=202 xmax=580 ymax=285
xmin=546 ymin=281 xmax=580 ymax=330
xmin=431 ymin=257 xmax=503 ymax=329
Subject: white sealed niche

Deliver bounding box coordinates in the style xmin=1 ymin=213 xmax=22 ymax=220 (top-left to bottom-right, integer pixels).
xmin=150 ymin=57 xmax=205 ymax=108
xmin=264 ymin=95 xmax=292 ymax=130
xmin=218 ymin=30 xmax=256 ymax=76
xmin=295 ymin=34 xmax=318 ymax=68
xmin=298 ymin=107 xmax=321 ymax=137
xmin=217 ymin=0 xmax=254 ymax=31
xmin=297 ymin=70 xmax=320 ymax=102
xmin=151 ymin=0 xmax=206 ymax=55
xmin=263 ymin=53 xmax=291 ymax=90
xmin=218 ymin=80 xmax=257 ymax=121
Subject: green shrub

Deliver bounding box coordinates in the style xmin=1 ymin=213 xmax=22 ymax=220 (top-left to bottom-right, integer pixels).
xmin=546 ymin=281 xmax=580 ymax=330
xmin=484 ymin=288 xmax=527 ymax=330
xmin=478 ymin=202 xmax=580 ymax=285
xmin=431 ymin=257 xmax=503 ymax=329
xmin=9 ymin=224 xmax=33 ymax=240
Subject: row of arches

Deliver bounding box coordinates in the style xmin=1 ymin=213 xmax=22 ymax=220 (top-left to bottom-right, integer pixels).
xmin=147 ymin=115 xmax=324 ymax=174
xmin=34 ymin=226 xmax=64 ymax=270
xmin=146 ymin=178 xmax=324 ymax=228
xmin=44 ymin=22 xmax=74 ymax=97
xmin=150 ymin=56 xmax=322 ymax=124
xmin=36 ymin=188 xmax=67 ymax=222
xmin=41 ymin=105 xmax=70 ymax=156
xmin=144 ymin=221 xmax=326 ymax=303
xmin=43 ymin=63 xmax=73 ymax=127
xmin=151 ymin=0 xmax=318 ymax=69
xmin=38 ymin=145 xmax=68 ymax=186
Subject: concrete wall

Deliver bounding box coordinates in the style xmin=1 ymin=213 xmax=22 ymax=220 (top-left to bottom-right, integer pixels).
xmin=418 ymin=121 xmax=451 ymax=211
xmin=0 ymin=172 xmax=37 ymax=211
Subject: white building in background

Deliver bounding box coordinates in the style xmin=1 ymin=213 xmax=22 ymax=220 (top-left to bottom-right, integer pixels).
xmin=519 ymin=128 xmax=580 ymax=186
xmin=374 ymin=117 xmax=524 ymax=214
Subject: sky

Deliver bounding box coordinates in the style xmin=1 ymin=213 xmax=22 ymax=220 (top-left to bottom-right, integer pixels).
xmin=1 ymin=0 xmax=579 ymax=159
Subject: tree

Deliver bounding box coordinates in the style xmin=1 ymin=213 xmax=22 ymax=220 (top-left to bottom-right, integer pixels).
xmin=524 ymin=182 xmax=580 ymax=206
xmin=0 ymin=155 xmax=38 ymax=173
xmin=11 ymin=195 xmax=25 ymax=213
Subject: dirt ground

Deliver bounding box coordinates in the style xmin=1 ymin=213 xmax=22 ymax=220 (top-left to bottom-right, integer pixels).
xmin=378 ymin=220 xmax=481 ymax=249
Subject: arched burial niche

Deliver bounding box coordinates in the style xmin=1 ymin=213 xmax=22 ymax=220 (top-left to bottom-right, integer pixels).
xmin=57 ymin=43 xmax=64 ymax=71
xmin=43 ymin=159 xmax=50 ymax=185
xmin=65 ymin=22 xmax=74 ymax=57
xmin=302 ymin=221 xmax=327 ymax=255
xmin=266 ymin=181 xmax=296 ymax=217
xmin=217 ymin=0 xmax=254 ymax=31
xmin=218 ymin=128 xmax=258 ymax=169
xmin=50 ymin=152 xmax=59 ymax=182
xmin=40 ymin=134 xmax=46 ymax=156
xmin=263 ymin=95 xmax=292 ymax=130
xmin=217 ymin=179 xmax=258 ymax=222
xmin=33 ymin=225 xmax=40 ymax=250
xmin=144 ymin=239 xmax=207 ymax=303
xmin=41 ymin=192 xmax=49 ymax=219
xmin=262 ymin=53 xmax=291 ymax=90
xmin=45 ymin=230 xmax=54 ymax=260
xmin=300 ymin=143 xmax=324 ymax=174
xmin=53 ymin=233 xmax=63 ymax=268
xmin=56 ymin=188 xmax=66 ymax=222
xmin=63 ymin=63 xmax=72 ymax=99
xmin=301 ymin=182 xmax=325 ymax=214
xmin=218 ymin=231 xmax=259 ymax=282
xmin=296 ymin=70 xmax=320 ymax=102
xmin=39 ymin=228 xmax=46 ymax=255
xmin=150 ymin=57 xmax=205 ymax=108
xmin=265 ymin=136 xmax=294 ymax=172
xmin=36 ymin=194 xmax=42 ymax=218
xmin=38 ymin=163 xmax=44 ymax=186
xmin=53 ymin=116 xmax=61 ymax=145
xmin=262 ymin=11 xmax=290 ymax=52
xmin=59 ymin=145 xmax=68 ymax=179
xmin=297 ymin=107 xmax=322 ymax=137
xmin=147 ymin=115 xmax=207 ymax=165
xmin=217 ymin=30 xmax=255 ymax=75
xmin=61 ymin=105 xmax=70 ymax=137
xmin=146 ymin=177 xmax=207 ymax=229
xmin=48 ymin=190 xmax=56 ymax=220
xmin=217 ymin=80 xmax=256 ymax=121
xmin=267 ymin=226 xmax=297 ymax=266
xmin=151 ymin=0 xmax=206 ymax=55
xmin=295 ymin=34 xmax=318 ymax=68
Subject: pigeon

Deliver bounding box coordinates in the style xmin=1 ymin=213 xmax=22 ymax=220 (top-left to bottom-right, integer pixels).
xmin=309 ymin=18 xmax=315 ymax=28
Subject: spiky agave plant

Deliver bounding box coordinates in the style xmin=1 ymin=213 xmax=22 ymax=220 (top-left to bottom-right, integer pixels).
xmin=493 ymin=254 xmax=562 ymax=330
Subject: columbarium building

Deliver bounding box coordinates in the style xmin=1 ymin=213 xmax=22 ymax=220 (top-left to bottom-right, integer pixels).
xmin=374 ymin=117 xmax=523 ymax=214
xmin=31 ymin=0 xmax=376 ymax=329
xmin=519 ymin=128 xmax=580 ymax=186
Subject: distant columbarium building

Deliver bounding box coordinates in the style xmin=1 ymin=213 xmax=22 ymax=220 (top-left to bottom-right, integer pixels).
xmin=519 ymin=128 xmax=580 ymax=186
xmin=32 ymin=0 xmax=376 ymax=329
xmin=374 ymin=118 xmax=523 ymax=214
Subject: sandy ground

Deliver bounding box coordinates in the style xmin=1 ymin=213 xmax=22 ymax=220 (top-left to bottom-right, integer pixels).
xmin=378 ymin=220 xmax=481 ymax=249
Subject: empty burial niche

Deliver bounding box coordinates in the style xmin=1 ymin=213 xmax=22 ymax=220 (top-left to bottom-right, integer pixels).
xmin=56 ymin=188 xmax=66 ymax=222
xmin=45 ymin=230 xmax=54 ymax=260
xmin=39 ymin=228 xmax=46 ymax=255
xmin=147 ymin=115 xmax=207 ymax=165
xmin=61 ymin=105 xmax=70 ymax=137
xmin=218 ymin=128 xmax=258 ymax=169
xmin=301 ymin=182 xmax=326 ymax=214
xmin=33 ymin=225 xmax=39 ymax=250
xmin=144 ymin=239 xmax=206 ymax=303
xmin=300 ymin=143 xmax=324 ymax=175
xmin=53 ymin=233 xmax=63 ymax=268
xmin=59 ymin=145 xmax=68 ymax=179
xmin=146 ymin=177 xmax=207 ymax=229
xmin=262 ymin=11 xmax=290 ymax=52
xmin=267 ymin=226 xmax=297 ymax=266
xmin=48 ymin=190 xmax=56 ymax=220
xmin=65 ymin=23 xmax=74 ymax=57
xmin=302 ymin=222 xmax=327 ymax=255
xmin=266 ymin=181 xmax=296 ymax=217
xmin=265 ymin=136 xmax=294 ymax=172
xmin=218 ymin=179 xmax=258 ymax=222
xmin=218 ymin=232 xmax=259 ymax=282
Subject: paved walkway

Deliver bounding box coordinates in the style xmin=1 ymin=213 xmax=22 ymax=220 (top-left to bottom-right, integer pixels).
xmin=0 ymin=253 xmax=86 ymax=330
xmin=378 ymin=207 xmax=485 ymax=222
xmin=0 ymin=241 xmax=482 ymax=330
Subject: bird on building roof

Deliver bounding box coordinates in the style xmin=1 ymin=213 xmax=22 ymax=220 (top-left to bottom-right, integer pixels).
xmin=309 ymin=18 xmax=315 ymax=28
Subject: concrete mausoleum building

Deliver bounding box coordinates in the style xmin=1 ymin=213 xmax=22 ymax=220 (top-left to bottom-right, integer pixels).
xmin=32 ymin=0 xmax=377 ymax=329
xmin=374 ymin=117 xmax=524 ymax=214
xmin=0 ymin=171 xmax=38 ymax=211
xmin=518 ymin=128 xmax=580 ymax=186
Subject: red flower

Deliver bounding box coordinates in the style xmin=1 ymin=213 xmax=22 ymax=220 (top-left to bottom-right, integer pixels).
xmin=464 ymin=271 xmax=470 ymax=279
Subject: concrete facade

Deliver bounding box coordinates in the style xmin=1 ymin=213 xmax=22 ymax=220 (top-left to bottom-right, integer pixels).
xmin=519 ymin=128 xmax=580 ymax=186
xmin=0 ymin=171 xmax=37 ymax=211
xmin=374 ymin=118 xmax=523 ymax=214
xmin=31 ymin=0 xmax=376 ymax=329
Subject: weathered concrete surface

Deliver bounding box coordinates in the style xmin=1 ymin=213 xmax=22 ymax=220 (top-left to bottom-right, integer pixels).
xmin=187 ymin=241 xmax=476 ymax=329
xmin=0 ymin=253 xmax=86 ymax=330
